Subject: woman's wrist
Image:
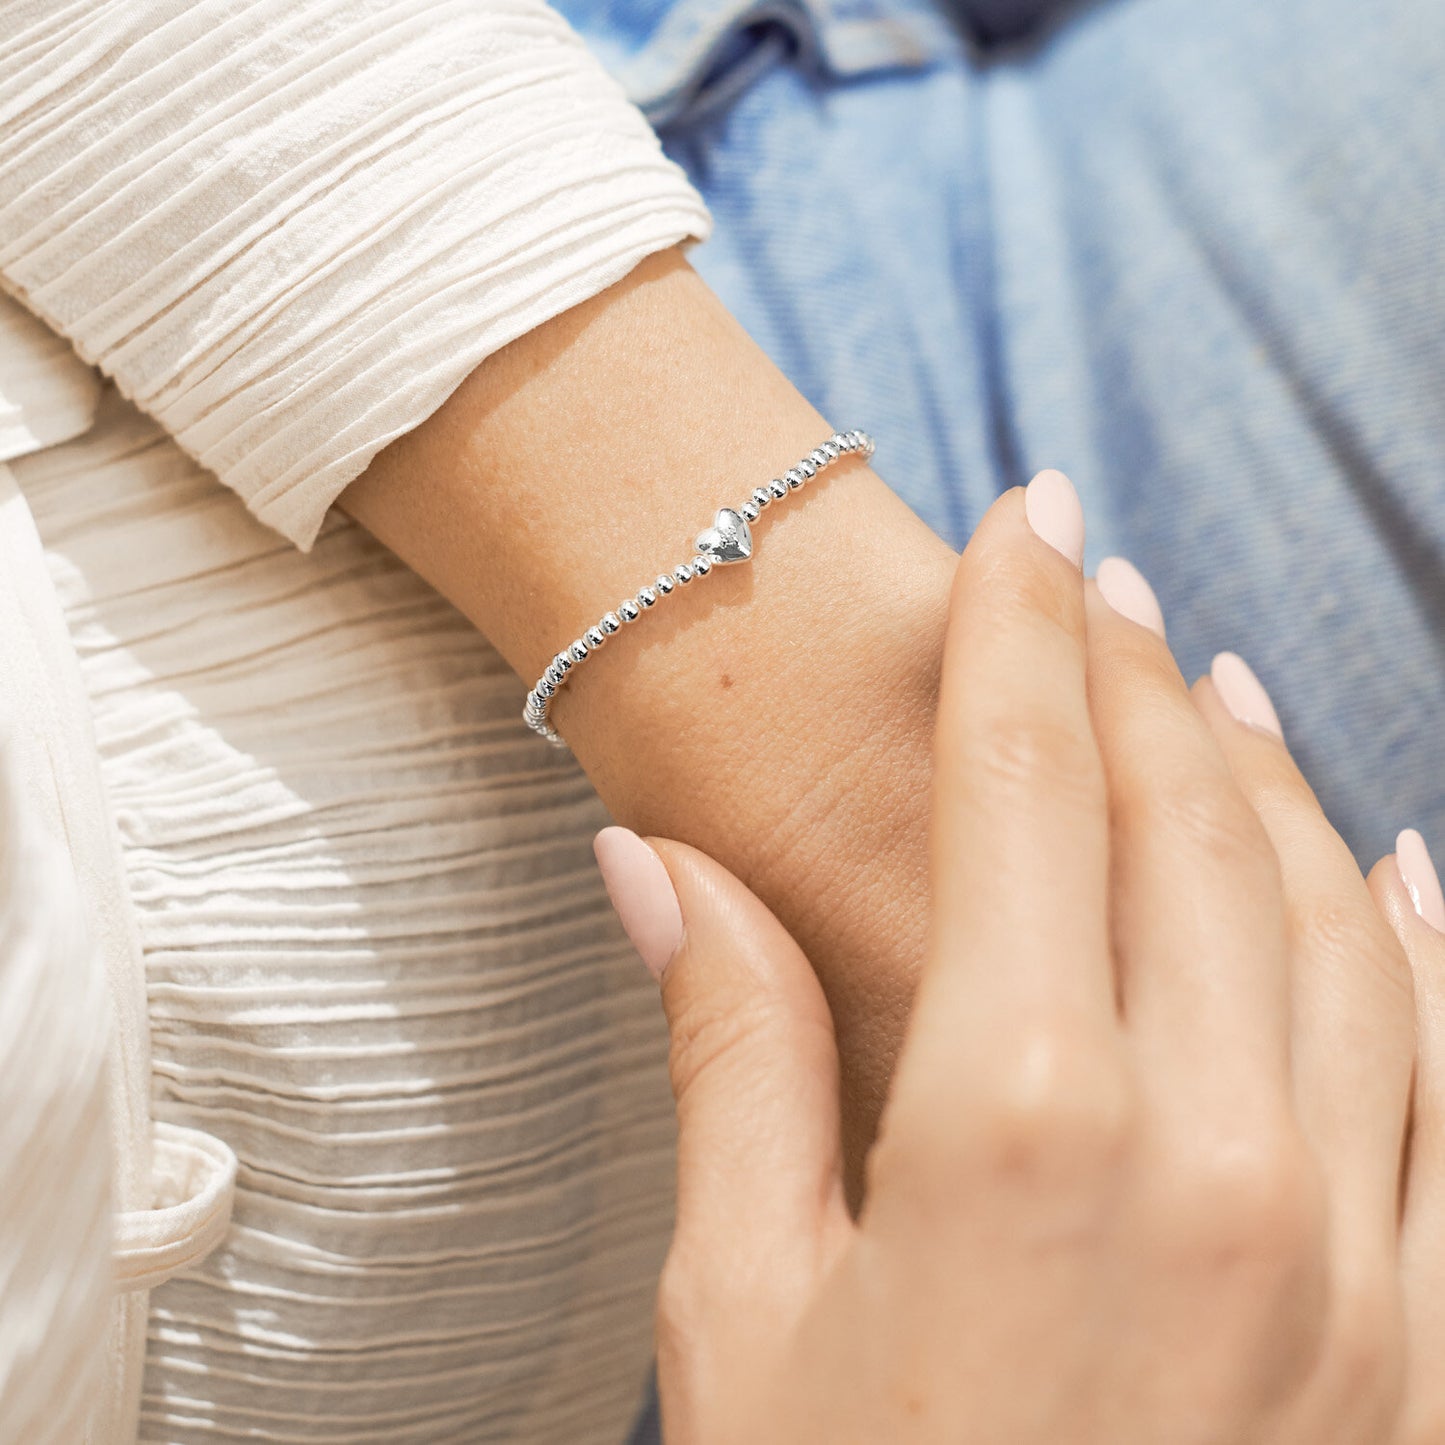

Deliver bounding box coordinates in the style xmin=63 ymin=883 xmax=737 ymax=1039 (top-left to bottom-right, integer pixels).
xmin=564 ymin=487 xmax=953 ymax=1175
xmin=521 ymin=428 xmax=879 ymax=745
xmin=339 ymin=246 xmax=956 ymax=1178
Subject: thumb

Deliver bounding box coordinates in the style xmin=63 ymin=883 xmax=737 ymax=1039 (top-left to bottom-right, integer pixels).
xmin=593 ymin=827 xmax=849 ymax=1266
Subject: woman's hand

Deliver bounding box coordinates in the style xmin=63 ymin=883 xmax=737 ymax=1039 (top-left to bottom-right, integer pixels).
xmin=593 ymin=472 xmax=1445 ymax=1444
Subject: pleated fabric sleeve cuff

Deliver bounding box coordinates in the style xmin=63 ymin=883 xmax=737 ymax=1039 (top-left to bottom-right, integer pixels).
xmin=0 ymin=0 xmax=712 ymax=549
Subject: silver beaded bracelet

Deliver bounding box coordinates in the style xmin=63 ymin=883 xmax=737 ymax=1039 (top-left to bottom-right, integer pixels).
xmin=523 ymin=429 xmax=876 ymax=746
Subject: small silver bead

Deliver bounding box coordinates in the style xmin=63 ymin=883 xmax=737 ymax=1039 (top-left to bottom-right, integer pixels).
xmin=538 ymin=678 xmax=556 ymax=699
xmin=570 ymin=641 xmax=589 ymax=662
xmin=740 ymin=500 xmax=761 ymax=523
xmin=821 ymin=440 xmax=841 ymax=460
xmin=797 ymin=457 xmax=818 ymax=478
xmin=637 ymin=587 xmax=658 ymax=608
xmin=600 ymin=612 xmax=622 ymax=634
xmin=785 ymin=468 xmax=805 ymax=490
xmin=810 ymin=448 xmax=830 ymax=467
xmin=769 ymin=478 xmax=789 ymax=500
xmin=618 ymin=598 xmax=640 ymax=622
xmin=691 ymin=555 xmax=712 ymax=576
xmin=544 ymin=665 xmax=560 ymax=687
xmin=674 ymin=563 xmax=694 ymax=584
xmin=585 ymin=626 xmax=606 ymax=649
xmin=834 ymin=431 xmax=855 ymax=451
xmin=656 ymin=574 xmax=676 ymax=595
xmin=554 ymin=652 xmax=572 ymax=674
xmin=752 ymin=486 xmax=773 ymax=510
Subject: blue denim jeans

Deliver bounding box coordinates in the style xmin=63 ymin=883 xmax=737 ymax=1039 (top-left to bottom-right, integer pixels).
xmin=550 ymin=1 xmax=1445 ymax=1436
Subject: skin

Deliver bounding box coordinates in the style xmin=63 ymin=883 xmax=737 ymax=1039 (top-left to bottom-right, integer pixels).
xmin=633 ymin=482 xmax=1445 ymax=1444
xmin=339 ymin=242 xmax=1445 ymax=1432
xmin=340 ymin=246 xmax=956 ymax=1189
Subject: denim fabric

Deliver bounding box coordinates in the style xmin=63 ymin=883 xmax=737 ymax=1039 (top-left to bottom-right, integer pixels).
xmin=564 ymin=0 xmax=1444 ymax=884
xmin=581 ymin=4 xmax=1444 ymax=1434
xmin=562 ymin=0 xmax=963 ymax=126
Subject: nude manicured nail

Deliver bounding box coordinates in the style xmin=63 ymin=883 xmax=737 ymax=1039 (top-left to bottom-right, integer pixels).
xmin=1024 ymin=470 xmax=1085 ymax=567
xmin=1210 ymin=652 xmax=1284 ymax=740
xmin=1396 ymin=828 xmax=1445 ymax=934
xmin=1096 ymin=557 xmax=1166 ymax=637
xmin=594 ymin=826 xmax=683 ymax=980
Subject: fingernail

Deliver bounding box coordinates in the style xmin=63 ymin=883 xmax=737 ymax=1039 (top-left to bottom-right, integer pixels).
xmin=1210 ymin=652 xmax=1284 ymax=740
xmin=1024 ymin=470 xmax=1085 ymax=567
xmin=1096 ymin=557 xmax=1166 ymax=637
xmin=1396 ymin=828 xmax=1445 ymax=934
xmin=594 ymin=826 xmax=683 ymax=980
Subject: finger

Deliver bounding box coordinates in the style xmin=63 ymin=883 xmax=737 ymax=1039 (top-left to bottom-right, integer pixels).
xmin=915 ymin=471 xmax=1113 ymax=1055
xmin=1194 ymin=663 xmax=1415 ymax=1257
xmin=878 ymin=470 xmax=1120 ymax=1202
xmin=593 ymin=827 xmax=849 ymax=1268
xmin=1369 ymin=838 xmax=1445 ymax=1440
xmin=879 ymin=474 xmax=1123 ymax=1233
xmin=1085 ymin=565 xmax=1291 ymax=1104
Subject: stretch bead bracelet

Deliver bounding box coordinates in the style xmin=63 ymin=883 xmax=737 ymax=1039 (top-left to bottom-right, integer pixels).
xmin=523 ymin=429 xmax=876 ymax=746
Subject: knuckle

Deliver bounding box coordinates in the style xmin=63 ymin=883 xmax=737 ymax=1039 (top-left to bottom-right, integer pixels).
xmin=971 ymin=713 xmax=1105 ymax=816
xmin=982 ymin=548 xmax=1085 ymax=641
xmin=1240 ymin=765 xmax=1314 ymax=827
xmin=966 ymin=1021 xmax=1136 ymax=1186
xmin=1292 ymin=901 xmax=1414 ymax=1008
xmin=1165 ymin=1125 xmax=1324 ymax=1273
xmin=665 ymin=991 xmax=777 ymax=1113
xmin=1096 ymin=632 xmax=1178 ymax=703
xmin=1143 ymin=775 xmax=1279 ymax=878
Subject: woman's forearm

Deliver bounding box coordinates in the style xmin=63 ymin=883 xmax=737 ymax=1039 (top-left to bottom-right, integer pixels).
xmin=339 ymin=248 xmax=956 ymax=1177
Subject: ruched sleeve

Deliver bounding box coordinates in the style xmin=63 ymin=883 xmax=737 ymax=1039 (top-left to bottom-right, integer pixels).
xmin=0 ymin=0 xmax=712 ymax=548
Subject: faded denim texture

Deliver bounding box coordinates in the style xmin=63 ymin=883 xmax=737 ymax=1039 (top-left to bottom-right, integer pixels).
xmin=553 ymin=2 xmax=1444 ymax=1436
xmin=563 ymin=0 xmax=1444 ymax=871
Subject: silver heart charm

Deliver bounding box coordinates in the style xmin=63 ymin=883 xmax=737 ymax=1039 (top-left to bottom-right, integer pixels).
xmin=694 ymin=507 xmax=753 ymax=565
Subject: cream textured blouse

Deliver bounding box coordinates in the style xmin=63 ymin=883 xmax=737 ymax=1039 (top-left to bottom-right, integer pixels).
xmin=0 ymin=1 xmax=710 ymax=1440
